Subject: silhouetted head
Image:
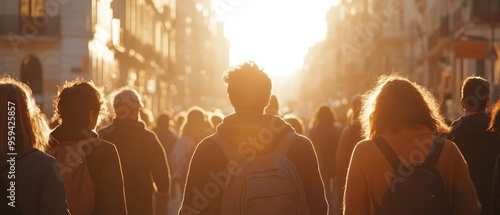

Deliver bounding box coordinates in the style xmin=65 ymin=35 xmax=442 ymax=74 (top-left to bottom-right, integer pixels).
xmin=140 ymin=108 xmax=154 ymax=128
xmin=284 ymin=114 xmax=305 ymax=135
xmin=174 ymin=111 xmax=186 ymax=131
xmin=224 ymin=61 xmax=272 ymax=113
xmin=54 ymin=78 xmax=106 ymax=130
xmin=349 ymin=95 xmax=362 ymax=124
xmin=461 ymin=76 xmax=490 ymax=113
xmin=265 ymin=94 xmax=279 ymax=115
xmin=210 ymin=114 xmax=223 ymax=129
xmin=112 ymin=88 xmax=143 ymax=121
xmin=0 ymin=76 xmax=49 ymax=156
xmin=360 ymin=75 xmax=450 ymax=139
xmin=180 ymin=106 xmax=212 ymax=143
xmin=311 ymin=104 xmax=335 ymax=127
xmin=156 ymin=111 xmax=173 ymax=130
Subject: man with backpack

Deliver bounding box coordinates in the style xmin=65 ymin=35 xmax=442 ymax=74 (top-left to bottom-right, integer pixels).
xmin=48 ymin=78 xmax=127 ymax=215
xmin=450 ymin=76 xmax=500 ymax=215
xmin=179 ymin=62 xmax=328 ymax=215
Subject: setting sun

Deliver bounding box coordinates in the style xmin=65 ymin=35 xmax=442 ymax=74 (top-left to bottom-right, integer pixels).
xmin=221 ymin=0 xmax=338 ymax=77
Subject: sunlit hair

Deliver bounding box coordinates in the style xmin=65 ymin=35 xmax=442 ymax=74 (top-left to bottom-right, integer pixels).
xmin=0 ymin=75 xmax=49 ymax=156
xmin=488 ymin=100 xmax=500 ymax=132
xmin=54 ymin=77 xmax=107 ymax=128
xmin=209 ymin=112 xmax=224 ymax=129
xmin=310 ymin=104 xmax=335 ymax=128
xmin=224 ymin=61 xmax=272 ymax=112
xmin=180 ymin=106 xmax=212 ymax=143
xmin=110 ymin=87 xmax=144 ymax=119
xmin=461 ymin=76 xmax=490 ymax=112
xmin=360 ymin=75 xmax=450 ymax=139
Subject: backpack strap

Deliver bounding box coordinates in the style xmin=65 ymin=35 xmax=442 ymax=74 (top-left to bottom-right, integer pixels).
xmin=424 ymin=135 xmax=445 ymax=166
xmin=211 ymin=133 xmax=246 ymax=162
xmin=373 ymin=136 xmax=401 ymax=171
xmin=274 ymin=132 xmax=297 ymax=155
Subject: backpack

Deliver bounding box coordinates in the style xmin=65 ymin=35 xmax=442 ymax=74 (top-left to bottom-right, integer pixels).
xmin=373 ymin=136 xmax=453 ymax=215
xmin=0 ymin=149 xmax=37 ymax=215
xmin=49 ymin=141 xmax=96 ymax=215
xmin=211 ymin=132 xmax=311 ymax=215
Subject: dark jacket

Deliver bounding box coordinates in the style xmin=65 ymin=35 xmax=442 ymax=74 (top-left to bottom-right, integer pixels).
xmin=49 ymin=124 xmax=128 ymax=215
xmin=335 ymin=122 xmax=362 ymax=215
xmin=153 ymin=126 xmax=177 ymax=165
xmin=99 ymin=119 xmax=171 ymax=215
xmin=492 ymin=154 xmax=500 ymax=215
xmin=308 ymin=124 xmax=342 ymax=182
xmin=179 ymin=112 xmax=328 ymax=215
xmin=451 ymin=113 xmax=500 ymax=215
xmin=0 ymin=149 xmax=70 ymax=215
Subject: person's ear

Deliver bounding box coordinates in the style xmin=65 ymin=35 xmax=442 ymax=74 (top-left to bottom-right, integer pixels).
xmin=487 ymin=98 xmax=491 ymax=108
xmin=89 ymin=110 xmax=98 ymax=129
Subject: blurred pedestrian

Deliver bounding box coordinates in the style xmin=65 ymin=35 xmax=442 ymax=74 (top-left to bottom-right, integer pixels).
xmin=284 ymin=114 xmax=305 ymax=135
xmin=99 ymin=88 xmax=171 ymax=215
xmin=48 ymin=78 xmax=127 ymax=215
xmin=335 ymin=95 xmax=362 ymax=215
xmin=308 ymin=104 xmax=342 ymax=209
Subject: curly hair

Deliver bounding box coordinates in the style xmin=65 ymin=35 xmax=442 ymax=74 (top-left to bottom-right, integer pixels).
xmin=224 ymin=61 xmax=272 ymax=112
xmin=0 ymin=75 xmax=49 ymax=156
xmin=54 ymin=77 xmax=107 ymax=128
xmin=359 ymin=75 xmax=450 ymax=139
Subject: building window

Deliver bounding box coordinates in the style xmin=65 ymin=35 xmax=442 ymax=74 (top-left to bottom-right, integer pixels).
xmin=20 ymin=0 xmax=44 ymax=18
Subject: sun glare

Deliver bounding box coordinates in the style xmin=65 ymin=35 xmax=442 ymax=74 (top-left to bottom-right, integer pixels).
xmin=222 ymin=0 xmax=337 ymax=77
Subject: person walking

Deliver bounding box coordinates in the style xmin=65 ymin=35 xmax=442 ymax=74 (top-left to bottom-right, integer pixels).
xmin=344 ymin=75 xmax=480 ymax=215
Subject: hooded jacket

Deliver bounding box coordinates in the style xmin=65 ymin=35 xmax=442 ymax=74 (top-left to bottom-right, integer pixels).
xmin=451 ymin=113 xmax=500 ymax=215
xmin=179 ymin=112 xmax=328 ymax=215
xmin=49 ymin=124 xmax=128 ymax=215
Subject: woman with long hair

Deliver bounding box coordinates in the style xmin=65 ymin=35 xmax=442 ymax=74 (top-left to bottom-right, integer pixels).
xmin=343 ymin=75 xmax=480 ymax=215
xmin=0 ymin=76 xmax=69 ymax=214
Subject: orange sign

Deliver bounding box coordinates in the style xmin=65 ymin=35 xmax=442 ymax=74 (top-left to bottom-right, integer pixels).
xmin=453 ymin=41 xmax=489 ymax=59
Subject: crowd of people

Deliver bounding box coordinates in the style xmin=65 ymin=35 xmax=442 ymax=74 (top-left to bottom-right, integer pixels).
xmin=2 ymin=61 xmax=500 ymax=215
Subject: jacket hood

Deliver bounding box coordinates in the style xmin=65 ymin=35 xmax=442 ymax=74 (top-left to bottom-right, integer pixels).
xmin=452 ymin=113 xmax=491 ymax=136
xmin=216 ymin=112 xmax=295 ymax=148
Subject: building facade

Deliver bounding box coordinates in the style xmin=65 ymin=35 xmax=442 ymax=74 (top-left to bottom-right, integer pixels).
xmin=0 ymin=0 xmax=175 ymax=117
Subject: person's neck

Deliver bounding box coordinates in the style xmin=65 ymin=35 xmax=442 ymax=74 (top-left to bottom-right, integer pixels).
xmin=234 ymin=109 xmax=264 ymax=114
xmin=116 ymin=115 xmax=139 ymax=121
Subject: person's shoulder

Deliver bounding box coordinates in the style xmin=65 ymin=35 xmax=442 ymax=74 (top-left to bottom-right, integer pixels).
xmin=24 ymin=149 xmax=57 ymax=165
xmin=85 ymin=138 xmax=119 ymax=155
xmin=350 ymin=139 xmax=376 ymax=155
xmin=195 ymin=135 xmax=218 ymax=152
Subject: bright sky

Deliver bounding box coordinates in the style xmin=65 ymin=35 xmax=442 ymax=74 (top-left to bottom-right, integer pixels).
xmin=220 ymin=0 xmax=339 ymax=77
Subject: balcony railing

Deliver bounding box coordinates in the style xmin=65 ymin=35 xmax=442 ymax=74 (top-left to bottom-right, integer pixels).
xmin=0 ymin=15 xmax=60 ymax=36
